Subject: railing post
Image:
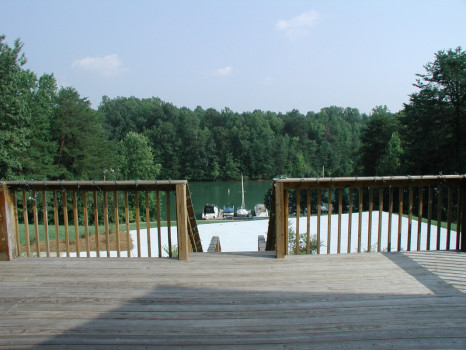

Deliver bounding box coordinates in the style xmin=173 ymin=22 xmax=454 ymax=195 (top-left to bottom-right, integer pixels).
xmin=275 ymin=181 xmax=286 ymax=258
xmin=176 ymin=183 xmax=189 ymax=260
xmin=0 ymin=185 xmax=17 ymax=261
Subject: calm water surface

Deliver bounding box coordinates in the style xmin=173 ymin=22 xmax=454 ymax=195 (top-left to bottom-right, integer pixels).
xmin=188 ymin=181 xmax=272 ymax=218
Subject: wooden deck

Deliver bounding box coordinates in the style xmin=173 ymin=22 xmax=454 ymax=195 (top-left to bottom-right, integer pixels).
xmin=1 ymin=251 xmax=465 ymax=349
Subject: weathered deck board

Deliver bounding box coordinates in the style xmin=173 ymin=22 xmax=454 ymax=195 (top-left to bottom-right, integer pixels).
xmin=1 ymin=251 xmax=465 ymax=349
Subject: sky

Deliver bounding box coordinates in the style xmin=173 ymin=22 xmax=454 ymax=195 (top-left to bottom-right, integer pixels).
xmin=2 ymin=0 xmax=465 ymax=114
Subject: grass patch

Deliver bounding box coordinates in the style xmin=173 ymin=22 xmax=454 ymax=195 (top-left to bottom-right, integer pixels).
xmin=17 ymin=221 xmax=178 ymax=245
xmin=20 ymin=230 xmax=133 ymax=256
xmin=401 ymin=214 xmax=458 ymax=231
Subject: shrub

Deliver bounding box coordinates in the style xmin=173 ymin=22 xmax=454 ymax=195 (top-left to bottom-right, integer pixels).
xmin=288 ymin=223 xmax=323 ymax=255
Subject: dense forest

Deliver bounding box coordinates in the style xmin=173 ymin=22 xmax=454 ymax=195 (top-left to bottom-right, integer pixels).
xmin=1 ymin=35 xmax=465 ymax=181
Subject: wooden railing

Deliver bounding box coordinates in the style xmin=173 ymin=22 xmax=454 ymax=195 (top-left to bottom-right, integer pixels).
xmin=0 ymin=180 xmax=202 ymax=260
xmin=267 ymin=175 xmax=466 ymax=258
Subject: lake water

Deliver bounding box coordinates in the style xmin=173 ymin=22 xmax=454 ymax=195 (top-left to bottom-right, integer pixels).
xmin=188 ymin=181 xmax=272 ymax=218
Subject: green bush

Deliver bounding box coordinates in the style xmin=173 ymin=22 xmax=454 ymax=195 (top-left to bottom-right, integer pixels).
xmin=288 ymin=223 xmax=323 ymax=255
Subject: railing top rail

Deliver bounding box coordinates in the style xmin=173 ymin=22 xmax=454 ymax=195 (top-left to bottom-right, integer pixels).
xmin=273 ymin=175 xmax=466 ymax=189
xmin=2 ymin=180 xmax=187 ymax=192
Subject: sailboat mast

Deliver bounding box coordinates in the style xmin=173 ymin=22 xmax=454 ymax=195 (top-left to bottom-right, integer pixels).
xmin=241 ymin=174 xmax=245 ymax=209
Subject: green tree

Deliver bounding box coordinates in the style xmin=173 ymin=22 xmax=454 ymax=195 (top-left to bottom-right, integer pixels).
xmin=20 ymin=73 xmax=60 ymax=179
xmin=0 ymin=36 xmax=30 ymax=178
xmin=223 ymin=153 xmax=241 ymax=180
xmin=53 ymin=87 xmax=117 ymax=179
xmin=401 ymin=47 xmax=466 ymax=174
xmin=375 ymin=132 xmax=403 ymax=175
xmin=119 ymin=132 xmax=161 ymax=180
xmin=359 ymin=106 xmax=399 ymax=175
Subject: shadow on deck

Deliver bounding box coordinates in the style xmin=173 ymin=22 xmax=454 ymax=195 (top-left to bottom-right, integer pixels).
xmin=1 ymin=251 xmax=465 ymax=349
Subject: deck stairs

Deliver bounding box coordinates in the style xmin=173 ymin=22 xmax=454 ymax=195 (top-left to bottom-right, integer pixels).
xmin=186 ymin=185 xmax=203 ymax=252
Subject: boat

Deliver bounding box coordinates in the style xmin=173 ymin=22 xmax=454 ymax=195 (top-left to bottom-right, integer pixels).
xmin=223 ymin=203 xmax=234 ymax=219
xmin=236 ymin=174 xmax=250 ymax=217
xmin=202 ymin=204 xmax=219 ymax=220
xmin=254 ymin=203 xmax=269 ymax=218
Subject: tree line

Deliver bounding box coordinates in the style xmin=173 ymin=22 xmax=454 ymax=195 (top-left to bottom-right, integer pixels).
xmin=1 ymin=35 xmax=465 ymax=182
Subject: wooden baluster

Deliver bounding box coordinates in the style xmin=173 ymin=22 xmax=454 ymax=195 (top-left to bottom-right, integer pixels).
xmin=166 ymin=191 xmax=172 ymax=257
xmin=408 ymin=186 xmax=414 ymax=251
xmin=114 ymin=191 xmax=120 ymax=257
xmin=125 ymin=192 xmax=131 ymax=258
xmin=417 ymin=187 xmax=423 ymax=251
xmin=397 ymin=188 xmax=404 ymax=252
xmin=53 ymin=191 xmax=60 ymax=257
xmin=327 ymin=189 xmax=332 ymax=254
xmin=146 ymin=192 xmax=151 ymax=258
xmin=12 ymin=191 xmax=20 ymax=256
xmin=32 ymin=191 xmax=40 ymax=257
xmin=358 ymin=187 xmax=363 ymax=253
xmin=337 ymin=188 xmax=342 ymax=254
xmin=437 ymin=186 xmax=443 ymax=250
xmin=387 ymin=187 xmax=393 ymax=252
xmin=368 ymin=187 xmax=373 ymax=252
xmin=103 ymin=191 xmax=110 ymax=257
xmin=296 ymin=189 xmax=300 ymax=255
xmin=93 ymin=191 xmax=100 ymax=257
xmin=462 ymin=184 xmax=466 ymax=252
xmin=306 ymin=189 xmax=311 ymax=255
xmin=427 ymin=186 xmax=433 ymax=250
xmin=22 ymin=191 xmax=30 ymax=257
xmin=73 ymin=192 xmax=79 ymax=258
xmin=83 ymin=192 xmax=90 ymax=257
xmin=156 ymin=191 xmax=162 ymax=257
xmin=284 ymin=189 xmax=289 ymax=255
xmin=446 ymin=187 xmax=453 ymax=250
xmin=347 ymin=188 xmax=353 ymax=254
xmin=456 ymin=187 xmax=462 ymax=251
xmin=317 ymin=189 xmax=321 ymax=254
xmin=63 ymin=191 xmax=70 ymax=257
xmin=42 ymin=191 xmax=50 ymax=257
xmin=135 ymin=191 xmax=141 ymax=257
xmin=378 ymin=188 xmax=383 ymax=252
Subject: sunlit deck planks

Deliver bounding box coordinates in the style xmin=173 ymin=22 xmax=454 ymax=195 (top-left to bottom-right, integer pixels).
xmin=1 ymin=251 xmax=465 ymax=349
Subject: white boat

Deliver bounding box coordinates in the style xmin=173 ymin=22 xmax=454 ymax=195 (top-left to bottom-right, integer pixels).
xmin=236 ymin=174 xmax=250 ymax=217
xmin=236 ymin=207 xmax=249 ymax=217
xmin=202 ymin=204 xmax=219 ymax=220
xmin=254 ymin=204 xmax=269 ymax=218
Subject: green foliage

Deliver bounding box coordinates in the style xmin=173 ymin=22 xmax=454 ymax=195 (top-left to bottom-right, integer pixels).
xmin=53 ymin=87 xmax=118 ymax=179
xmin=401 ymin=47 xmax=466 ymax=174
xmin=375 ymin=132 xmax=403 ymax=175
xmin=18 ymin=73 xmax=61 ymax=179
xmin=0 ymin=36 xmax=30 ymax=178
xmin=100 ymin=100 xmax=365 ymax=180
xmin=1 ymin=35 xmax=118 ymax=181
xmin=359 ymin=106 xmax=399 ymax=176
xmin=119 ymin=131 xmax=161 ymax=180
xmin=362 ymin=242 xmax=384 ymax=253
xmin=288 ymin=223 xmax=322 ymax=255
xmin=163 ymin=244 xmax=178 ymax=258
